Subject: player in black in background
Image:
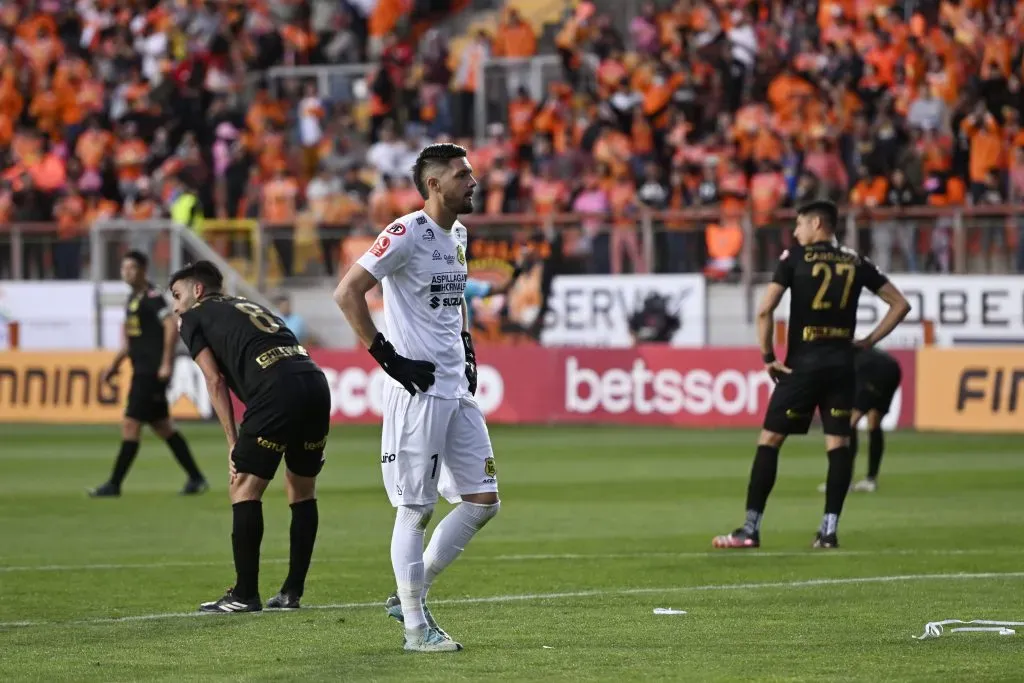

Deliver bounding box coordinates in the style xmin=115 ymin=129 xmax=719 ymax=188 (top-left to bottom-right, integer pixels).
xmin=89 ymin=251 xmax=207 ymax=497
xmin=816 ymin=347 xmax=903 ymax=494
xmin=713 ymin=201 xmax=911 ymax=550
xmin=170 ymin=261 xmax=331 ymax=613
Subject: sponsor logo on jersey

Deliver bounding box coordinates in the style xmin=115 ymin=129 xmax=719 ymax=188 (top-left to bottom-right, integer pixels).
xmin=385 ymin=223 xmax=406 ymax=236
xmin=416 ymin=216 xmax=428 ymax=226
xmin=456 ymin=245 xmax=466 ymax=265
xmin=432 ymin=250 xmax=442 ymax=261
xmin=429 ymin=272 xmax=467 ymax=295
xmin=369 ymin=235 xmax=391 ymax=256
xmin=422 ymin=227 xmax=435 ymax=240
xmin=428 ymin=296 xmax=463 ymax=309
xmin=444 ymin=254 xmax=456 ymax=265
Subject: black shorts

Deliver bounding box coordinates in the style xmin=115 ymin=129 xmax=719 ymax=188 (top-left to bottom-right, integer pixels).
xmin=763 ymin=365 xmax=855 ymax=436
xmin=232 ymin=371 xmax=332 ymax=481
xmin=854 ymin=365 xmax=902 ymax=416
xmin=125 ymin=373 xmax=170 ymax=423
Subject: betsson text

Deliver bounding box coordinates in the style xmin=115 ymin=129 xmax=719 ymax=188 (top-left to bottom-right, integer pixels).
xmin=565 ymin=356 xmax=775 ymax=416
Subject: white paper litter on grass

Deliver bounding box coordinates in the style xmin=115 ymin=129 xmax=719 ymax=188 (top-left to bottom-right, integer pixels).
xmin=653 ymin=608 xmax=688 ymax=616
xmin=914 ymin=619 xmax=1024 ymax=639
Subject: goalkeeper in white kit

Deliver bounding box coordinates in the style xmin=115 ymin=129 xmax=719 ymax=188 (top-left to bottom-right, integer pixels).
xmin=334 ymin=143 xmax=500 ymax=653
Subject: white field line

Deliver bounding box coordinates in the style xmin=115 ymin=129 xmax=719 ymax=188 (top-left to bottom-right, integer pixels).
xmin=1 ymin=571 xmax=1021 ymax=630
xmin=2 ymin=547 xmax=1024 ymax=574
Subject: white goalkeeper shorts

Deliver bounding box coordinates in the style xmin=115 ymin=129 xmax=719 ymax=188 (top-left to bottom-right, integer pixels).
xmin=380 ymin=383 xmax=498 ymax=507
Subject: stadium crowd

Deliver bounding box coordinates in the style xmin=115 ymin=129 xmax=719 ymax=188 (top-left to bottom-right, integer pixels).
xmin=1 ymin=0 xmax=1024 ymax=280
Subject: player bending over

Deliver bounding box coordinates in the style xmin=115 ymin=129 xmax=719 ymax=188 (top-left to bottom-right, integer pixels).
xmin=713 ymin=201 xmax=910 ymax=550
xmin=90 ymin=250 xmax=207 ymax=497
xmin=170 ymin=262 xmax=331 ymax=613
xmin=335 ymin=143 xmax=500 ymax=653
xmin=816 ymin=347 xmax=903 ymax=494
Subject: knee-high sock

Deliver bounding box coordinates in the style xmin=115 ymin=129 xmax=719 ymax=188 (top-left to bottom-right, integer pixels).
xmin=423 ymin=502 xmax=500 ymax=595
xmin=109 ymin=440 xmax=140 ymax=488
xmin=165 ymin=431 xmax=203 ymax=481
xmin=231 ymin=501 xmax=264 ymax=600
xmin=742 ymin=445 xmax=779 ymax=533
xmin=821 ymin=446 xmax=854 ymax=535
xmin=392 ymin=505 xmax=433 ymax=630
xmin=867 ymin=428 xmax=885 ymax=480
xmin=282 ymin=499 xmax=318 ymax=596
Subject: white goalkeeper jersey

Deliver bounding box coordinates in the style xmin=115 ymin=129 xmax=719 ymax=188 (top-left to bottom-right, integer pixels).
xmin=357 ymin=209 xmax=470 ymax=399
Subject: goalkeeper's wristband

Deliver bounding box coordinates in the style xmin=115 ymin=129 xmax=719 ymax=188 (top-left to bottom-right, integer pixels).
xmin=762 ymin=351 xmax=776 ymax=364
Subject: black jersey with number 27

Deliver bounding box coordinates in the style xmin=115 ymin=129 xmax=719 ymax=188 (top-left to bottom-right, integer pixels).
xmin=177 ymin=294 xmax=319 ymax=403
xmin=773 ymin=242 xmax=889 ymax=370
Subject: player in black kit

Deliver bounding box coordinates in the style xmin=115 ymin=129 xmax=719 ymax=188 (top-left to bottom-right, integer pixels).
xmin=713 ymin=201 xmax=910 ymax=550
xmin=170 ymin=261 xmax=331 ymax=613
xmin=816 ymin=347 xmax=903 ymax=494
xmin=850 ymin=347 xmax=903 ymax=492
xmin=89 ymin=251 xmax=207 ymax=497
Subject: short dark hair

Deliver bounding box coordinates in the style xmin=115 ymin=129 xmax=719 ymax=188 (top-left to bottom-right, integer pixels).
xmin=797 ymin=200 xmax=839 ymax=232
xmin=169 ymin=260 xmax=224 ymax=292
xmin=124 ymin=250 xmax=148 ymax=270
xmin=412 ymin=143 xmax=468 ymax=199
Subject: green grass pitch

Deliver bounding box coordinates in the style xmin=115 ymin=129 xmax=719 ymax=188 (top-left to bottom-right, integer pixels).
xmin=1 ymin=423 xmax=1022 ymax=682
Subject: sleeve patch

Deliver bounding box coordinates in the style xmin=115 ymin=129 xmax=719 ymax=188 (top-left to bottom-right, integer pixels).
xmin=385 ymin=223 xmax=406 ymax=236
xmin=369 ymin=235 xmax=391 ymax=256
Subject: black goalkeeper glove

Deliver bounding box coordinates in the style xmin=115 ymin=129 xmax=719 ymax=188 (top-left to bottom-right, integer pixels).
xmin=461 ymin=331 xmax=478 ymax=395
xmin=368 ymin=333 xmax=435 ymax=396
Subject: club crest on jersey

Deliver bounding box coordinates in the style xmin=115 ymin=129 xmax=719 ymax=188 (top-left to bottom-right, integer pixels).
xmin=432 ymin=250 xmax=442 ymax=261
xmin=422 ymin=227 xmax=435 ymax=241
xmin=385 ymin=223 xmax=406 ymax=236
xmin=456 ymin=245 xmax=466 ymax=265
xmin=370 ymin=235 xmax=391 ymax=256
xmin=444 ymin=253 xmax=456 ymax=265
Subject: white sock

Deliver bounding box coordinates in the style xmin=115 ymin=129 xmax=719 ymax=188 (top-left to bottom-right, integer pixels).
xmin=392 ymin=505 xmax=433 ymax=631
xmin=423 ymin=501 xmax=499 ymax=596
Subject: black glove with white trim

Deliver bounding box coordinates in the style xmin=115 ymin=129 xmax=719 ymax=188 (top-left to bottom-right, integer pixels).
xmin=462 ymin=331 xmax=478 ymax=395
xmin=368 ymin=333 xmax=435 ymax=396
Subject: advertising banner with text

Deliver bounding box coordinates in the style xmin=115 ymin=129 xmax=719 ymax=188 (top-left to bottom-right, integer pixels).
xmin=0 ymin=352 xmax=213 ymax=423
xmin=915 ymin=347 xmax=1024 ymax=433
xmin=764 ymin=275 xmax=1024 ymax=347
xmin=309 ymin=347 xmax=916 ymax=430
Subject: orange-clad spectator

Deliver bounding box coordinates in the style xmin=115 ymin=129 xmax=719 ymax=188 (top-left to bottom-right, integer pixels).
xmin=296 ymin=82 xmax=325 ymax=179
xmin=555 ymin=2 xmax=596 ymax=84
xmin=596 ymin=50 xmax=628 ymax=99
xmin=642 ymin=68 xmax=684 ymax=131
xmin=593 ymin=127 xmax=633 ymax=179
xmin=75 ymin=120 xmax=113 ymax=172
xmin=507 ymin=87 xmax=537 ymax=154
xmin=28 ymin=79 xmax=60 ymax=138
xmin=850 ymin=166 xmax=889 ymax=208
xmin=258 ymin=127 xmax=288 ymax=178
xmin=483 ymin=155 xmax=512 ymax=215
xmin=719 ymin=158 xmax=749 ymax=219
xmin=527 ymin=165 xmax=568 ymax=215
xmin=916 ymin=128 xmax=953 ymax=174
xmin=20 ymin=25 xmax=63 ymax=77
xmin=865 ymin=34 xmax=901 ymax=87
xmin=114 ymin=123 xmax=149 ymax=195
xmin=705 ymin=220 xmax=743 ymax=279
xmin=533 ymin=84 xmax=571 ymax=153
xmin=750 ymin=162 xmax=787 ymax=227
xmin=959 ymin=101 xmax=1003 ymax=187
xmin=262 ymin=167 xmax=300 ymax=277
xmin=766 ymin=66 xmax=815 ymax=128
xmin=247 ymin=86 xmax=288 ymax=138
xmin=369 ymin=0 xmax=412 ymax=55
xmin=28 ymin=148 xmax=66 ymax=193
xmin=124 ymin=182 xmax=160 ymax=220
xmin=493 ymin=9 xmax=537 ymax=59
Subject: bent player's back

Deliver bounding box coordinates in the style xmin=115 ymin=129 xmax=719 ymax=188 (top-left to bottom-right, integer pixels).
xmin=179 ymin=295 xmax=320 ymax=403
xmin=777 ymin=242 xmax=888 ymax=371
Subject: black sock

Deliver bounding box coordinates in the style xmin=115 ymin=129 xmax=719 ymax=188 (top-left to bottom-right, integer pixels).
xmin=166 ymin=432 xmax=203 ymax=481
xmin=867 ymin=428 xmax=884 ymax=480
xmin=109 ymin=440 xmax=140 ymax=488
xmin=283 ymin=499 xmax=319 ymax=596
xmin=824 ymin=446 xmax=854 ymax=517
xmin=743 ymin=445 xmax=779 ymax=533
xmin=231 ymin=501 xmax=264 ymax=600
